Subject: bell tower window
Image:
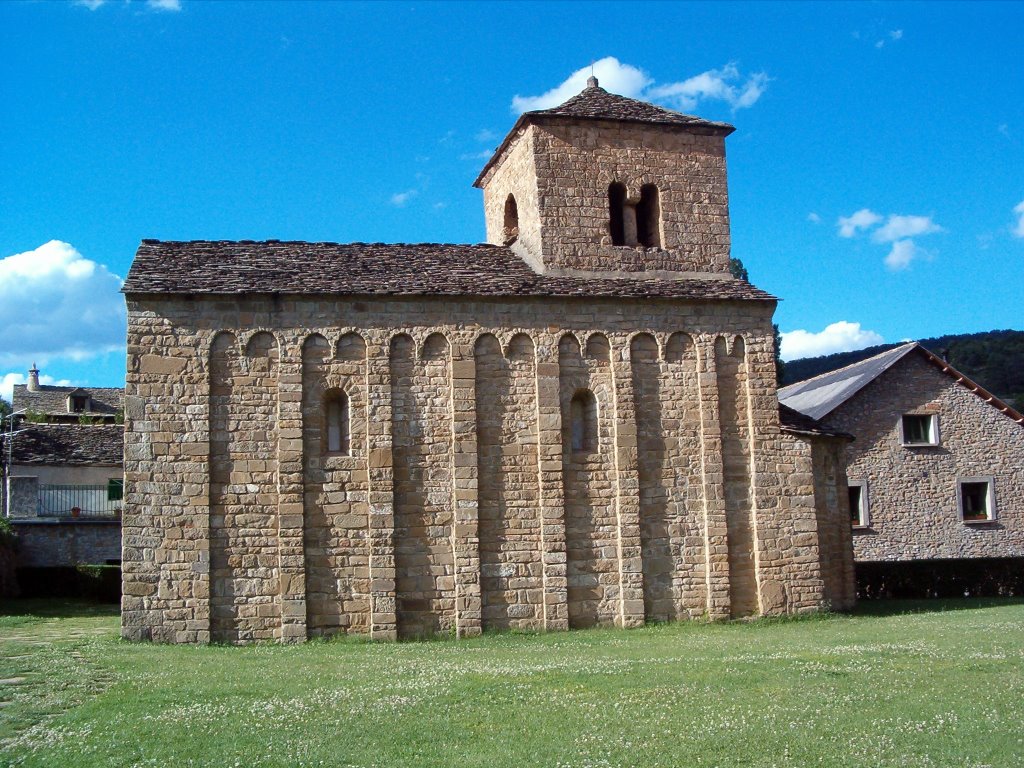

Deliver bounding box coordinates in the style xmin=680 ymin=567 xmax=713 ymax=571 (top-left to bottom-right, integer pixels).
xmin=636 ymin=184 xmax=661 ymax=248
xmin=608 ymin=182 xmax=627 ymax=246
xmin=503 ymin=194 xmax=519 ymax=245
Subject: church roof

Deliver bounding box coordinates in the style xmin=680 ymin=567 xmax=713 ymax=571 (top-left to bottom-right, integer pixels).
xmin=474 ymin=82 xmax=732 ymax=188
xmin=123 ymin=240 xmax=775 ymax=301
xmin=779 ymin=342 xmax=1024 ymax=424
xmin=529 ymin=84 xmax=734 ymax=131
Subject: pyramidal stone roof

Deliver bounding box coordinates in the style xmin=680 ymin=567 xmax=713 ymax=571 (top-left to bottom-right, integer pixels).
xmin=123 ymin=240 xmax=774 ymax=301
xmin=528 ymin=82 xmax=734 ymax=132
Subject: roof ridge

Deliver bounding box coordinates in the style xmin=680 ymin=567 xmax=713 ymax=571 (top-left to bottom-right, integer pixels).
xmin=779 ymin=342 xmax=918 ymax=394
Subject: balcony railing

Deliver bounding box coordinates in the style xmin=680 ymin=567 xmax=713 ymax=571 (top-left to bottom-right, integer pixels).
xmin=38 ymin=484 xmax=122 ymax=519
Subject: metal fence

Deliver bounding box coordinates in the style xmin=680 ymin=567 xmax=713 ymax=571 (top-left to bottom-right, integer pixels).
xmin=38 ymin=484 xmax=122 ymax=519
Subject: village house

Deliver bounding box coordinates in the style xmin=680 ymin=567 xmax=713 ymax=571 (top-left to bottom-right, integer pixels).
xmin=780 ymin=343 xmax=1024 ymax=592
xmin=1 ymin=368 xmax=124 ymax=581
xmin=121 ymin=79 xmax=855 ymax=644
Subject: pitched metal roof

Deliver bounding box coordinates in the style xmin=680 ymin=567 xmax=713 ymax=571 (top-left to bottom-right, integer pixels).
xmin=779 ymin=342 xmax=1024 ymax=425
xmin=122 ymin=240 xmax=775 ymax=301
xmin=12 ymin=384 xmax=124 ymax=417
xmin=5 ymin=424 xmax=124 ymax=466
xmin=474 ymin=82 xmax=732 ymax=188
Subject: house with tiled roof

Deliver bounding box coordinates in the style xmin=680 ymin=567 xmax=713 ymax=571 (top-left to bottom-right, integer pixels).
xmin=780 ymin=342 xmax=1024 ymax=594
xmin=121 ymin=79 xmax=856 ymax=644
xmin=11 ymin=365 xmax=123 ymax=424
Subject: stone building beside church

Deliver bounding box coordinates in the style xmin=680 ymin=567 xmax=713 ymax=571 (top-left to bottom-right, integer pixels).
xmin=121 ymin=79 xmax=855 ymax=644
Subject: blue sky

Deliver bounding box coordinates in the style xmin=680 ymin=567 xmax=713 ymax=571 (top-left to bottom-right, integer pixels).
xmin=2 ymin=0 xmax=1022 ymax=399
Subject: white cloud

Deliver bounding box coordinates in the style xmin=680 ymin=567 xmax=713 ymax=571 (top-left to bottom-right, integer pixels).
xmin=512 ymin=57 xmax=651 ymax=113
xmin=390 ymin=190 xmax=417 ymax=207
xmin=872 ymin=214 xmax=942 ymax=242
xmin=146 ymin=0 xmax=182 ymax=11
xmin=883 ymin=239 xmax=923 ymax=270
xmin=511 ymin=57 xmax=768 ymax=115
xmin=890 ymin=30 xmax=904 ymax=41
xmin=837 ymin=209 xmax=882 ymax=238
xmin=475 ymin=129 xmax=497 ymax=143
xmin=1013 ymin=200 xmax=1024 ymax=238
xmin=647 ymin=63 xmax=770 ymax=112
xmin=780 ymin=322 xmax=885 ymax=361
xmin=807 ymin=212 xmax=821 ymax=223
xmin=459 ymin=150 xmax=493 ymax=161
xmin=73 ymin=0 xmax=107 ymax=9
xmin=0 ymin=241 xmax=126 ymax=371
xmin=1 ymin=372 xmax=73 ymax=405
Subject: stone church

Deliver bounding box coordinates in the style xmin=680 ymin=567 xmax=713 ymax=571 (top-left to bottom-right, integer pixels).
xmin=121 ymin=78 xmax=855 ymax=643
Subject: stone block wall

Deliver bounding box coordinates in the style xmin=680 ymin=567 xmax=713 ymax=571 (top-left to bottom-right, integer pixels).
xmin=122 ymin=293 xmax=848 ymax=643
xmin=12 ymin=520 xmax=121 ymax=568
xmin=481 ymin=121 xmax=731 ymax=276
xmin=827 ymin=352 xmax=1024 ymax=562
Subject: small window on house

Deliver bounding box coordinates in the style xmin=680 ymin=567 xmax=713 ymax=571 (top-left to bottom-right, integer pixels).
xmin=324 ymin=391 xmax=351 ymax=455
xmin=636 ymin=184 xmax=661 ymax=248
xmin=503 ymin=194 xmax=519 ymax=245
xmin=958 ymin=479 xmax=995 ymax=523
xmin=570 ymin=389 xmax=598 ymax=453
xmin=71 ymin=395 xmax=89 ymax=413
xmin=901 ymin=414 xmax=939 ymax=446
xmin=107 ymin=478 xmax=124 ymax=502
xmin=608 ymin=182 xmax=628 ymax=246
xmin=848 ymin=481 xmax=869 ymax=528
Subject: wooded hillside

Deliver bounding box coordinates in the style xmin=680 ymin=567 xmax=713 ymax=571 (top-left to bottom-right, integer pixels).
xmin=783 ymin=329 xmax=1024 ymax=413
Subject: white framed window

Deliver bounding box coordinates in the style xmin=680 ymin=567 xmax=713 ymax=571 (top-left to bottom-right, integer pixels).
xmin=900 ymin=413 xmax=939 ymax=446
xmin=848 ymin=480 xmax=869 ymax=528
xmin=958 ymin=478 xmax=996 ymax=523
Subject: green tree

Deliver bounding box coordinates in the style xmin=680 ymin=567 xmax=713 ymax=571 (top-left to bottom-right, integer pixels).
xmin=0 ymin=397 xmax=11 ymax=420
xmin=730 ymin=257 xmax=784 ymax=385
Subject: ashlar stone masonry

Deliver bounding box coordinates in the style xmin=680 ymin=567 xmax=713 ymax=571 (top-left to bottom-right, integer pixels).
xmin=121 ymin=81 xmax=855 ymax=643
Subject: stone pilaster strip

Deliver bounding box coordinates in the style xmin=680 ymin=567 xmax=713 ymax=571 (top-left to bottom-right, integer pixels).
xmin=610 ymin=334 xmax=645 ymax=628
xmin=535 ymin=332 xmax=569 ymax=631
xmin=450 ymin=342 xmax=482 ymax=638
xmin=366 ymin=332 xmax=397 ymax=641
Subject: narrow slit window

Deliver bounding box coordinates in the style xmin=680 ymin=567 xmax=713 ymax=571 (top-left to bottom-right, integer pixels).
xmin=570 ymin=389 xmax=598 ymax=453
xmin=325 ymin=391 xmax=351 ymax=455
xmin=849 ymin=482 xmax=868 ymax=528
xmin=503 ymin=194 xmax=519 ymax=245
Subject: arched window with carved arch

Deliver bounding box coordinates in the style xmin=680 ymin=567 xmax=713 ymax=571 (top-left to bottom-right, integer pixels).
xmin=503 ymin=194 xmax=519 ymax=245
xmin=570 ymin=389 xmax=598 ymax=453
xmin=324 ymin=389 xmax=350 ymax=455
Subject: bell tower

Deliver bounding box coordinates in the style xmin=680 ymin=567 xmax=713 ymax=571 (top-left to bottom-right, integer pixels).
xmin=474 ymin=78 xmax=736 ymax=279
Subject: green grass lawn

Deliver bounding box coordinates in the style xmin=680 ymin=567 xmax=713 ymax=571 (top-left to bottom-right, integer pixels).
xmin=1 ymin=600 xmax=1022 ymax=767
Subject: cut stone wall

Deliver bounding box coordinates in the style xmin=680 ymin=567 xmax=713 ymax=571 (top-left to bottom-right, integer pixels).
xmin=122 ymin=293 xmax=849 ymax=642
xmin=827 ymin=353 xmax=1024 ymax=562
xmin=12 ymin=520 xmax=121 ymax=568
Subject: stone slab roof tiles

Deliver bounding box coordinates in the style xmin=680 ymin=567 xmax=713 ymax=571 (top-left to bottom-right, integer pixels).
xmin=529 ymin=84 xmax=734 ymax=132
xmin=12 ymin=384 xmax=125 ymax=416
xmin=123 ymin=240 xmax=775 ymax=301
xmin=6 ymin=424 xmax=124 ymax=466
xmin=778 ymin=404 xmax=852 ymax=439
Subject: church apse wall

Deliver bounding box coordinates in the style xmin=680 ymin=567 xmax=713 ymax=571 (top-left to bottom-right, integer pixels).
xmin=121 ymin=294 xmax=849 ymax=643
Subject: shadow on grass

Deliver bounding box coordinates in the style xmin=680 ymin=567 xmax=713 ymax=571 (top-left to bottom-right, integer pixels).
xmin=852 ymin=597 xmax=1024 ymax=617
xmin=0 ymin=598 xmax=120 ymax=620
